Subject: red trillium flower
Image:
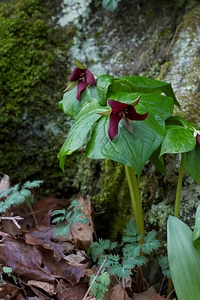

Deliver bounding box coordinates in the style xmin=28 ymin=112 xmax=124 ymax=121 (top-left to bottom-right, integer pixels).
xmin=66 ymin=58 xmax=96 ymax=101
xmin=193 ymin=128 xmax=200 ymax=147
xmin=107 ymin=98 xmax=148 ymax=140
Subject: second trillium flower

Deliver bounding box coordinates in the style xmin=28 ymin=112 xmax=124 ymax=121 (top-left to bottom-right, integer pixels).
xmin=65 ymin=58 xmax=96 ymax=101
xmin=107 ymin=97 xmax=148 ymax=140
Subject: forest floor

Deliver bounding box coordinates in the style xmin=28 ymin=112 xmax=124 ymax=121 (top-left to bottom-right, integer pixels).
xmin=0 ymin=174 xmax=176 ymax=300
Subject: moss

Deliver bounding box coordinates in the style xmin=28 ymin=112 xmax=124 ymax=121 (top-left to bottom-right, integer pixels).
xmin=92 ymin=160 xmax=132 ymax=240
xmin=0 ymin=0 xmax=77 ymax=193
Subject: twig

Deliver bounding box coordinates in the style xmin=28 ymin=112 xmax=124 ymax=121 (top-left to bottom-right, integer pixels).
xmin=0 ymin=216 xmax=24 ymax=229
xmin=83 ymin=256 xmax=108 ymax=300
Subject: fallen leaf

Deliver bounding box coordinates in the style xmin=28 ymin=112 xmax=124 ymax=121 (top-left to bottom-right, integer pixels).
xmin=25 ymin=226 xmax=66 ymax=259
xmin=0 ymin=282 xmax=21 ymax=298
xmin=0 ymin=174 xmax=10 ymax=193
xmin=133 ymin=286 xmax=166 ymax=299
xmin=56 ymin=279 xmax=88 ymax=300
xmin=28 ymin=280 xmax=55 ymax=295
xmin=110 ymin=284 xmax=131 ymax=300
xmin=0 ymin=237 xmax=86 ymax=284
xmin=64 ymin=250 xmax=86 ymax=265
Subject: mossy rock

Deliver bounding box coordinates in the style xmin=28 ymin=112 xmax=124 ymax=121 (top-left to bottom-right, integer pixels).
xmin=0 ymin=0 xmax=77 ymax=195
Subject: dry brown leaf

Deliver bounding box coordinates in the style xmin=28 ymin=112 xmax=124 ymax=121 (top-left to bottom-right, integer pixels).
xmin=56 ymin=278 xmax=88 ymax=300
xmin=110 ymin=284 xmax=131 ymax=300
xmin=0 ymin=237 xmax=86 ymax=284
xmin=0 ymin=282 xmax=22 ymax=298
xmin=0 ymin=174 xmax=10 ymax=193
xmin=28 ymin=280 xmax=55 ymax=295
xmin=133 ymin=286 xmax=166 ymax=300
xmin=25 ymin=226 xmax=66 ymax=259
xmin=64 ymin=250 xmax=86 ymax=265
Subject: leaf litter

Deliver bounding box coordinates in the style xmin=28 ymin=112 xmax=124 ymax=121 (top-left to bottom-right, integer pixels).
xmin=0 ymin=174 xmax=175 ymax=299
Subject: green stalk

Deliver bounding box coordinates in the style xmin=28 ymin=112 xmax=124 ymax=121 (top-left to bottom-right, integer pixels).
xmin=174 ymin=153 xmax=186 ymax=218
xmin=167 ymin=153 xmax=186 ymax=299
xmin=125 ymin=165 xmax=144 ymax=242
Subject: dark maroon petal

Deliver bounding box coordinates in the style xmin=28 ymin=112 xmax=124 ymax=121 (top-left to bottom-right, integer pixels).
xmin=126 ymin=106 xmax=148 ymax=121
xmin=108 ymin=100 xmax=128 ymax=114
xmin=108 ymin=112 xmax=123 ymax=140
xmin=76 ymin=81 xmax=88 ymax=100
xmin=196 ymin=134 xmax=200 ymax=147
xmin=85 ymin=69 xmax=96 ymax=85
xmin=69 ymin=68 xmax=83 ymax=81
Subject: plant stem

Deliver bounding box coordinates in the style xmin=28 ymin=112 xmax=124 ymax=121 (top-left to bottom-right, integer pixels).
xmin=174 ymin=153 xmax=186 ymax=218
xmin=125 ymin=165 xmax=144 ymax=242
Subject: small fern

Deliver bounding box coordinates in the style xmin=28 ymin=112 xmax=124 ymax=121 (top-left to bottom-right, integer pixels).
xmin=89 ymin=271 xmax=110 ymax=300
xmin=159 ymin=256 xmax=171 ymax=278
xmin=0 ymin=180 xmax=43 ymax=213
xmin=102 ymin=0 xmax=122 ymax=11
xmin=88 ymin=220 xmax=160 ymax=299
xmin=51 ymin=199 xmax=90 ymax=237
xmin=89 ymin=238 xmax=118 ymax=262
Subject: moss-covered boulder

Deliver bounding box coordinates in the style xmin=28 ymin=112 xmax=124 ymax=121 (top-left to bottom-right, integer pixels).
xmin=0 ymin=0 xmax=77 ymax=195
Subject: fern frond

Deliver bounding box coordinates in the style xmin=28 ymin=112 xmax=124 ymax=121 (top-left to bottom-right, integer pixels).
xmin=70 ymin=212 xmax=89 ymax=224
xmin=142 ymin=231 xmax=160 ymax=254
xmin=53 ymin=223 xmax=70 ymax=236
xmin=51 ymin=209 xmax=67 ymax=217
xmin=68 ymin=199 xmax=79 ymax=210
xmin=123 ymin=243 xmax=141 ymax=257
xmin=89 ymin=272 xmax=110 ymax=300
xmin=159 ymin=256 xmax=171 ymax=278
xmin=109 ymin=264 xmax=131 ymax=279
xmin=90 ymin=239 xmax=111 ymax=262
xmin=102 ymin=0 xmax=121 ymax=11
xmin=123 ymin=254 xmax=146 ymax=269
xmin=122 ymin=220 xmax=142 ymax=243
xmin=23 ymin=180 xmax=43 ymax=189
xmin=98 ymin=254 xmax=119 ymax=268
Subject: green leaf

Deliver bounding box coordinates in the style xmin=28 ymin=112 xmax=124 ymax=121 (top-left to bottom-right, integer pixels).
xmin=87 ymin=112 xmax=166 ymax=175
xmin=57 ymin=101 xmax=104 ymax=171
xmin=159 ymin=256 xmax=171 ymax=278
xmin=59 ymin=85 xmax=99 ymax=118
xmin=160 ymin=125 xmax=196 ymax=155
xmin=116 ymin=76 xmax=180 ymax=107
xmin=149 ymin=146 xmax=166 ymax=174
xmin=193 ymin=205 xmax=200 ymax=249
xmin=102 ymin=0 xmax=121 ymax=11
xmin=97 ymin=74 xmax=114 ymax=106
xmin=185 ymin=146 xmax=200 ymax=184
xmin=167 ymin=216 xmax=200 ymax=300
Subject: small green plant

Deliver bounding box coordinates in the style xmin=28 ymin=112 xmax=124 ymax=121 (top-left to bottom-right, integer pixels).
xmin=0 ymin=180 xmax=43 ymax=213
xmin=102 ymin=0 xmax=122 ymax=11
xmin=159 ymin=256 xmax=171 ymax=279
xmin=0 ymin=266 xmax=17 ymax=284
xmin=58 ymin=57 xmax=200 ymax=295
xmin=87 ymin=220 xmax=160 ymax=299
xmin=88 ymin=270 xmax=110 ymax=300
xmin=51 ymin=199 xmax=90 ymax=237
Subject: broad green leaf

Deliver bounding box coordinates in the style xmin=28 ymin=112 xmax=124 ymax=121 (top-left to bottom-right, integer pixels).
xmin=149 ymin=146 xmax=166 ymax=174
xmin=87 ymin=93 xmax=174 ymax=175
xmin=116 ymin=76 xmax=180 ymax=107
xmin=86 ymin=113 xmax=166 ymax=175
xmin=185 ymin=146 xmax=200 ymax=184
xmin=58 ymin=101 xmax=105 ymax=171
xmin=59 ymin=85 xmax=99 ymax=118
xmin=167 ymin=216 xmax=200 ymax=300
xmin=97 ymin=74 xmax=114 ymax=106
xmin=160 ymin=125 xmax=196 ymax=155
xmin=193 ymin=205 xmax=200 ymax=249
